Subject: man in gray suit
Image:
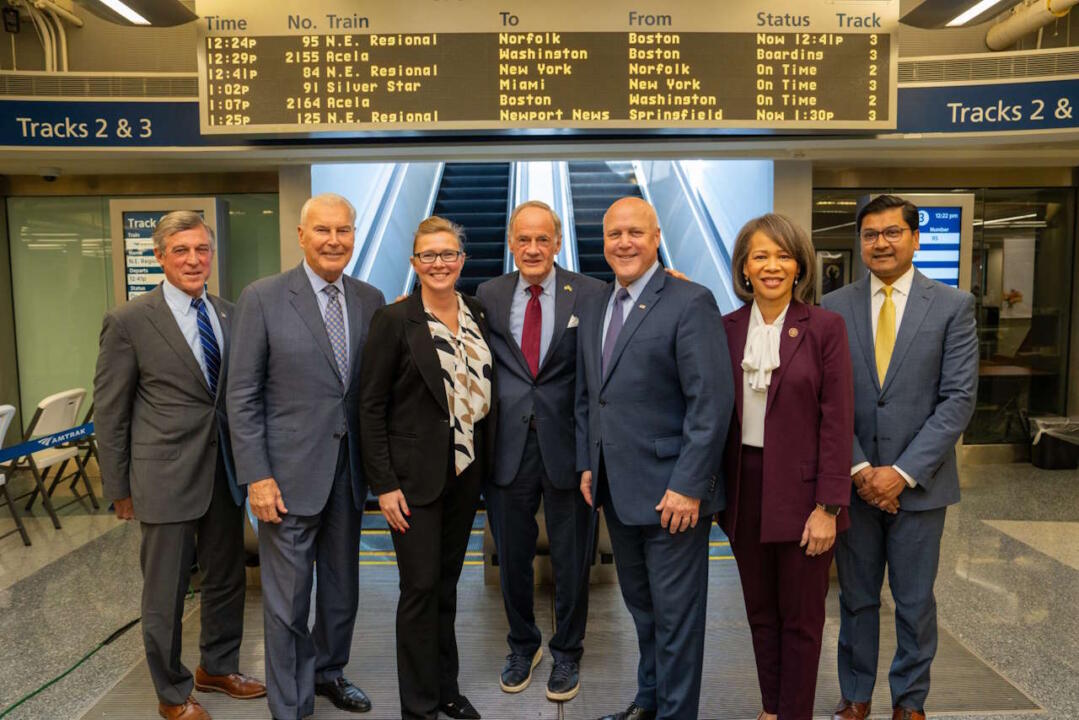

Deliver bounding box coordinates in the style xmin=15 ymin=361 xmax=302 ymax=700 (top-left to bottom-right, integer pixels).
xmin=228 ymin=193 xmax=385 ymax=720
xmin=476 ymin=201 xmax=605 ymax=703
xmin=822 ymin=195 xmax=978 ymax=720
xmin=95 ymin=211 xmax=265 ymax=720
xmin=576 ymin=197 xmax=733 ymax=720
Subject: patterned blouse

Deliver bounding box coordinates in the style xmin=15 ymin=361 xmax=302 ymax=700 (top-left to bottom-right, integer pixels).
xmin=424 ymin=294 xmax=493 ymax=475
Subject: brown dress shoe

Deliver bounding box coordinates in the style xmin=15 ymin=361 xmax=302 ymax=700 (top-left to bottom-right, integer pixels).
xmin=158 ymin=695 xmax=210 ymax=720
xmin=833 ymin=698 xmax=871 ymax=720
xmin=892 ymin=708 xmax=926 ymax=720
xmin=194 ymin=666 xmax=267 ymax=699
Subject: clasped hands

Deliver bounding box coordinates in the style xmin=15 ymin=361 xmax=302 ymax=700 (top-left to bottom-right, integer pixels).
xmin=853 ymin=466 xmax=904 ymax=514
xmin=580 ymin=470 xmax=701 ymax=534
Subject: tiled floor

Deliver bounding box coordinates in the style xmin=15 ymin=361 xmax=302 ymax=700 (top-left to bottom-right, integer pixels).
xmin=0 ymin=463 xmax=1076 ymax=719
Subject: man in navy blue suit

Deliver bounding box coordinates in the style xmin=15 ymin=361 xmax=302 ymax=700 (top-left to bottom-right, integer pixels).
xmin=575 ymin=197 xmax=734 ymax=720
xmin=477 ymin=200 xmax=605 ymax=703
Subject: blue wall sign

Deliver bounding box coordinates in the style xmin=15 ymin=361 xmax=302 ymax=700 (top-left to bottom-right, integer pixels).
xmin=896 ymin=78 xmax=1079 ymax=134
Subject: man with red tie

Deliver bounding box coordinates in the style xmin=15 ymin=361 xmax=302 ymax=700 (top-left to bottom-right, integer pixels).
xmin=476 ymin=201 xmax=605 ymax=703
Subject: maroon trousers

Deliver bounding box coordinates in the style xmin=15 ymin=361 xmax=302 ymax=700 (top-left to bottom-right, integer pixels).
xmin=730 ymin=447 xmax=833 ymax=720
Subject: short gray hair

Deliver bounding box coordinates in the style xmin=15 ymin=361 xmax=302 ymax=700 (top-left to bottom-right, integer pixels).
xmin=152 ymin=210 xmax=215 ymax=254
xmin=300 ymin=193 xmax=357 ymax=226
xmin=508 ymin=200 xmax=562 ymax=240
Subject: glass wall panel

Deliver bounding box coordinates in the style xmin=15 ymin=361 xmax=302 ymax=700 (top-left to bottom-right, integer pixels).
xmin=222 ymin=193 xmax=280 ymax=299
xmin=6 ymin=197 xmax=112 ymax=428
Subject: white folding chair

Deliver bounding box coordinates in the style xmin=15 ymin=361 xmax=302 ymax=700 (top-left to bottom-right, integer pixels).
xmin=0 ymin=404 xmax=31 ymax=545
xmin=16 ymin=389 xmax=97 ymax=527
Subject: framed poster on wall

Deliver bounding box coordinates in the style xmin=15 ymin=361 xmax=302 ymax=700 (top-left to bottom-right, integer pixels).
xmin=108 ymin=198 xmax=229 ymax=305
xmin=816 ymin=250 xmax=851 ymax=301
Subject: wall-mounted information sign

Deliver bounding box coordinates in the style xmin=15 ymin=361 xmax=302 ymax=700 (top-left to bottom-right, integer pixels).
xmin=195 ymin=0 xmax=899 ymax=134
xmin=108 ymin=198 xmax=229 ymax=306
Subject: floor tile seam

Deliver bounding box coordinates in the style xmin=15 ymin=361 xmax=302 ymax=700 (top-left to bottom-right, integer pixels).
xmin=66 ymin=597 xmax=201 ymax=719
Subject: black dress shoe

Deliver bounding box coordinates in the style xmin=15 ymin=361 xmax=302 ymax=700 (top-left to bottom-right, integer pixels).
xmin=314 ymin=677 xmax=371 ymax=713
xmin=439 ymin=693 xmax=481 ymax=719
xmin=595 ymin=702 xmax=657 ymax=720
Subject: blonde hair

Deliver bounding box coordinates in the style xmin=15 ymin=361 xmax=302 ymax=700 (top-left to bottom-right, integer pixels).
xmin=413 ymin=216 xmax=466 ymax=252
xmin=730 ymin=213 xmax=815 ymax=304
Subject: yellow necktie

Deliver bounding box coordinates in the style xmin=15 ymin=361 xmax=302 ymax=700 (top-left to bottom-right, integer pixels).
xmin=875 ymin=286 xmax=896 ymax=383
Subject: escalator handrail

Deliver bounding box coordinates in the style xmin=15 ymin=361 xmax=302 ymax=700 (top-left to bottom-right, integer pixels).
xmin=402 ymin=162 xmax=446 ymax=296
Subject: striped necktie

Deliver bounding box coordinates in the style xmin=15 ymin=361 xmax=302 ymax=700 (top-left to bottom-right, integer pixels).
xmin=191 ymin=297 xmax=221 ymax=394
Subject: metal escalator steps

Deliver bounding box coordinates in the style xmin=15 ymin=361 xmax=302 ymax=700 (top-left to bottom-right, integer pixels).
xmin=428 ymin=162 xmax=511 ymax=296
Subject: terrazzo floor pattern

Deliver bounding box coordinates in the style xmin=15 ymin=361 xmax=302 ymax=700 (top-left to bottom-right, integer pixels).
xmin=0 ymin=464 xmax=1075 ymax=719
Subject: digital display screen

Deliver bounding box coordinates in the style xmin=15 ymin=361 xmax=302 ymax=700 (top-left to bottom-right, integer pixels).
xmin=915 ymin=206 xmax=961 ymax=287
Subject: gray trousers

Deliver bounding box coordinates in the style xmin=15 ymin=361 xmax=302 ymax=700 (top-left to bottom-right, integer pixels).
xmin=258 ymin=440 xmax=363 ymax=720
xmin=139 ymin=462 xmax=246 ymax=706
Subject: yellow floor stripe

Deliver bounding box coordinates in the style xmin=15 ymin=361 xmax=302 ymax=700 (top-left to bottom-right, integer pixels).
xmin=364 ymin=529 xmax=484 ymax=535
xmin=709 ymin=541 xmax=730 ymax=547
xmin=708 ymin=556 xmax=735 ymax=561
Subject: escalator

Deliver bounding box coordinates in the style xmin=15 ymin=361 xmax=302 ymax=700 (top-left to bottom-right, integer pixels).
xmin=567 ymin=161 xmax=646 ymax=283
xmin=431 ymin=162 xmax=511 ymax=296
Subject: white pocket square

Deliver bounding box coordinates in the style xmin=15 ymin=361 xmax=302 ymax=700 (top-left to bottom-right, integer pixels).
xmin=567 ymin=315 xmax=579 ymax=329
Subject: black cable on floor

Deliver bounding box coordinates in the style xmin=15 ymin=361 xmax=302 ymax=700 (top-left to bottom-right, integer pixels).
xmin=0 ymin=584 xmax=201 ymax=717
xmin=0 ymin=617 xmax=141 ymax=719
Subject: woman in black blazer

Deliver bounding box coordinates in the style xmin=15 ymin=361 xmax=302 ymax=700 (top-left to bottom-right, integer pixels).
xmin=359 ymin=216 xmax=497 ymax=720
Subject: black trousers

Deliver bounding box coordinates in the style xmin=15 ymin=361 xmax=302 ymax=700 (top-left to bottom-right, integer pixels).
xmin=391 ymin=456 xmax=482 ymax=719
xmin=139 ymin=458 xmax=245 ymax=706
xmin=486 ymin=429 xmax=592 ymax=662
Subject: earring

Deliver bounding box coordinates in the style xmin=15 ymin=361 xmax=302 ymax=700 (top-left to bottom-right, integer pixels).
xmin=743 ymin=275 xmax=751 ymax=289
xmin=794 ymin=277 xmax=799 ymax=287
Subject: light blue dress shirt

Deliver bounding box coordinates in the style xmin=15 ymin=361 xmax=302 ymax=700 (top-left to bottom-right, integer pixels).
xmin=601 ymin=260 xmax=661 ymax=340
xmin=161 ymin=279 xmax=225 ymax=388
xmin=303 ymin=260 xmax=350 ymax=353
xmin=509 ymin=267 xmax=556 ymax=365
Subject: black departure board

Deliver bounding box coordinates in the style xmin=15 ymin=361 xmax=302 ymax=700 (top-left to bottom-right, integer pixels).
xmin=196 ymin=2 xmax=898 ymax=134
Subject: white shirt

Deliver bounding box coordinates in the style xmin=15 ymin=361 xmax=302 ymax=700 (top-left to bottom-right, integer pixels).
xmin=303 ymin=260 xmax=350 ymax=353
xmin=161 ymin=279 xmax=224 ymax=389
xmin=852 ymin=265 xmax=917 ymax=487
xmin=741 ymin=302 xmax=789 ymax=448
xmin=602 ymin=261 xmax=661 ymax=340
xmin=509 ymin=267 xmax=556 ymax=365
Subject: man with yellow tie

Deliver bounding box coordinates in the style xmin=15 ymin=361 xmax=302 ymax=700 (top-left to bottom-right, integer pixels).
xmin=821 ymin=195 xmax=978 ymax=720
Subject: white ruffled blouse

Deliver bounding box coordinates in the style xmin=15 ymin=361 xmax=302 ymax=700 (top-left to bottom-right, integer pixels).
xmin=740 ymin=301 xmax=789 ymax=447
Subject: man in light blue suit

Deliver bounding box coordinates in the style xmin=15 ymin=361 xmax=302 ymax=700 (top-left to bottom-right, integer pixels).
xmin=821 ymin=195 xmax=978 ymax=720
xmin=575 ymin=197 xmax=734 ymax=720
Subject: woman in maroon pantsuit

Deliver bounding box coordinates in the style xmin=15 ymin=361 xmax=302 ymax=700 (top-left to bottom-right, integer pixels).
xmin=720 ymin=213 xmax=854 ymax=720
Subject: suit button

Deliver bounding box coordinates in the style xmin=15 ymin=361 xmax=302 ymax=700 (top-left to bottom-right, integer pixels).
xmin=521 ymin=415 xmax=529 ymax=423
xmin=877 ymin=400 xmax=886 ymax=407
xmin=210 ymin=437 xmax=217 ymax=446
xmin=599 ymin=398 xmax=607 ymax=407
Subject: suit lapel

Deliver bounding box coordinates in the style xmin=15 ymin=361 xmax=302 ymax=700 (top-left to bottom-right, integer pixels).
xmin=724 ymin=306 xmax=750 ymax=426
xmin=602 ymin=269 xmax=665 ymax=388
xmin=344 ymin=278 xmax=367 ymax=390
xmin=539 ymin=266 xmax=575 ymax=376
xmin=766 ymin=301 xmax=809 ymax=413
xmin=287 ymin=264 xmax=342 ymax=384
xmin=145 ymin=286 xmax=212 ymax=397
xmin=881 ymin=271 xmax=933 ymax=396
xmin=405 ymin=292 xmax=450 ymax=415
xmin=850 ymin=276 xmax=880 ymax=392
xmin=207 ymin=294 xmax=230 ymax=401
xmin=494 ymin=272 xmax=533 ymax=379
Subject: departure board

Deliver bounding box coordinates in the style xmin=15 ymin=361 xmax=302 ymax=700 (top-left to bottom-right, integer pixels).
xmin=195 ymin=0 xmax=900 ymax=134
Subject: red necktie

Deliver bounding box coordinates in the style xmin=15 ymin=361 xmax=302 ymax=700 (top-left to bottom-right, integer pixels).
xmin=521 ymin=284 xmax=543 ymax=376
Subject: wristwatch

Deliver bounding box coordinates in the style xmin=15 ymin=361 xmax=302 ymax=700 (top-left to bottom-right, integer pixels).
xmin=816 ymin=503 xmax=841 ymax=517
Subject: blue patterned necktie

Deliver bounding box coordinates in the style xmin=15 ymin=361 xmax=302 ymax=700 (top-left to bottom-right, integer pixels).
xmin=602 ymin=287 xmax=631 ymax=375
xmin=323 ymin=285 xmax=349 ymax=380
xmin=191 ymin=297 xmax=221 ymax=394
